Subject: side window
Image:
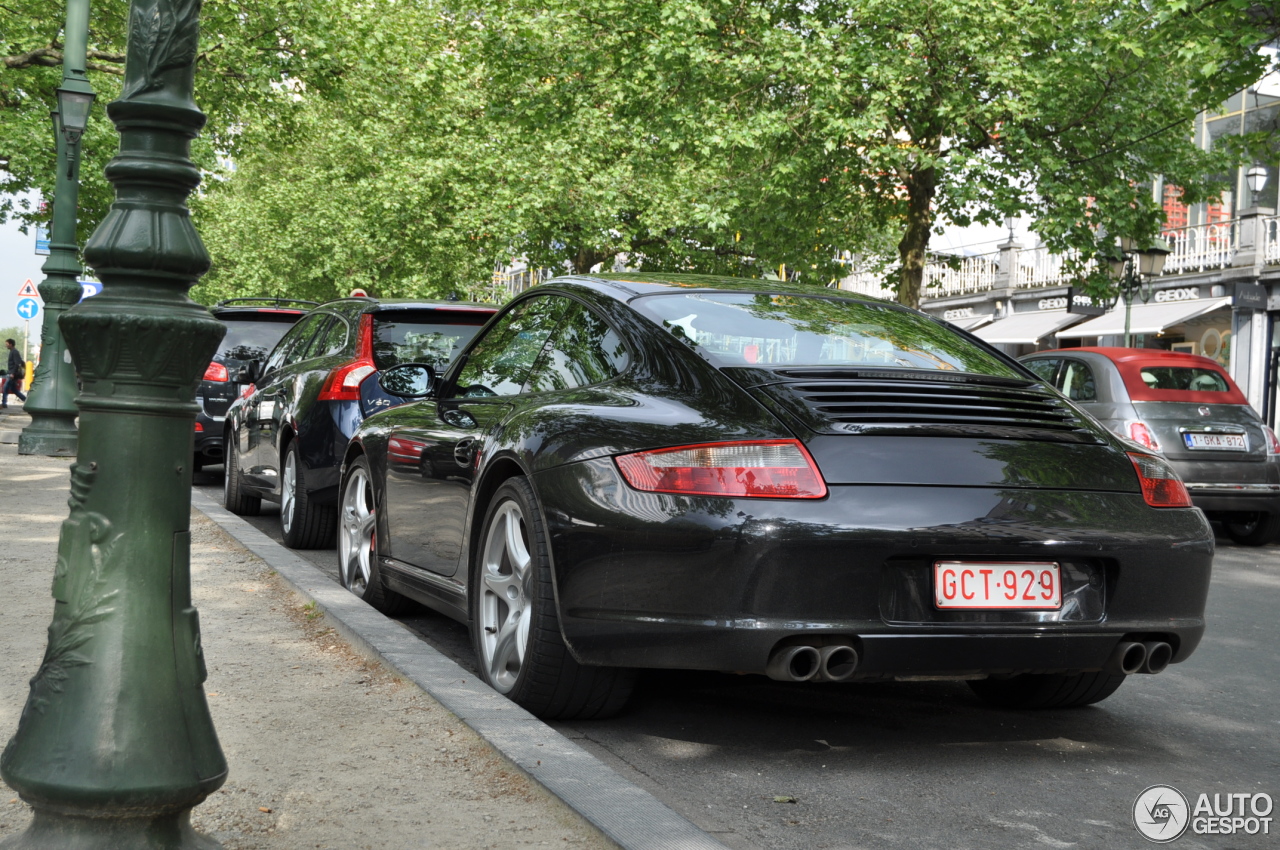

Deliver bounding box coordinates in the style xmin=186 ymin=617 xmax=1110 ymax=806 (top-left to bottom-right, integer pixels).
xmin=311 ymin=315 xmax=350 ymax=358
xmin=1059 ymin=359 xmax=1097 ymax=401
xmin=525 ymin=301 xmax=628 ymax=393
xmin=262 ymin=314 xmax=325 ymax=376
xmin=295 ymin=316 xmax=335 ymax=360
xmin=1024 ymin=358 xmax=1059 ymax=384
xmin=452 ymin=296 xmax=568 ymax=398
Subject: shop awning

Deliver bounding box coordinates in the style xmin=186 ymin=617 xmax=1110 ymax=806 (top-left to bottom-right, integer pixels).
xmin=1055 ymin=297 xmax=1230 ymax=339
xmin=944 ymin=314 xmax=995 ymax=332
xmin=972 ymin=311 xmax=1088 ymax=345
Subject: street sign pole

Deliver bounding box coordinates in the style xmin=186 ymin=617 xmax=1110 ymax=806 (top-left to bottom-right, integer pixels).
xmin=0 ymin=0 xmax=228 ymax=844
xmin=17 ymin=0 xmax=91 ymax=457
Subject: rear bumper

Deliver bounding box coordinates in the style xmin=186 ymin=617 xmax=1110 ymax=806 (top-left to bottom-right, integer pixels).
xmin=193 ymin=412 xmax=225 ymax=462
xmin=1184 ymin=483 xmax=1280 ymax=516
xmin=535 ymin=458 xmax=1214 ymax=676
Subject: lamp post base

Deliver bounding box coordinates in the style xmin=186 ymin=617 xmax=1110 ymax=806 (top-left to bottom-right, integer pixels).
xmin=0 ymin=809 xmax=221 ymax=850
xmin=17 ymin=413 xmax=78 ymax=457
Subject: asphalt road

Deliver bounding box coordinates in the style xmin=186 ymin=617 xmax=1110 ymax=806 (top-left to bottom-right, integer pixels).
xmin=194 ymin=471 xmax=1280 ymax=850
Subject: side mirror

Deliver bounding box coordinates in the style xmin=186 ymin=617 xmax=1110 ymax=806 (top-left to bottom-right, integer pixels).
xmin=379 ymin=363 xmax=436 ymax=398
xmin=240 ymin=359 xmax=262 ymax=384
xmin=359 ymin=362 xmax=436 ymax=418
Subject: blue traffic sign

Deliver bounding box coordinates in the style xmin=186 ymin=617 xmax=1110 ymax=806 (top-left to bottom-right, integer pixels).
xmin=16 ymin=298 xmax=40 ymax=320
xmin=79 ymin=280 xmax=103 ymax=301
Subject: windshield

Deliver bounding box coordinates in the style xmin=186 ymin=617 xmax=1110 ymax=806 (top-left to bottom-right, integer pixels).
xmin=634 ymin=292 xmax=1019 ymax=377
xmin=216 ymin=316 xmax=302 ymax=362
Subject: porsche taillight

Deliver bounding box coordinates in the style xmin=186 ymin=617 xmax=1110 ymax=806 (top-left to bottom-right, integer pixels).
xmin=615 ymin=440 xmax=827 ymax=499
xmin=1128 ymin=452 xmax=1192 ymax=508
xmin=318 ymin=313 xmax=375 ymax=402
xmin=203 ymin=361 xmax=229 ymax=382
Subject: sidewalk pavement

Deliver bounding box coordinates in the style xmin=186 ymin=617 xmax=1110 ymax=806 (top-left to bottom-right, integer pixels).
xmin=0 ymin=445 xmax=616 ymax=850
xmin=0 ymin=405 xmax=29 ymax=444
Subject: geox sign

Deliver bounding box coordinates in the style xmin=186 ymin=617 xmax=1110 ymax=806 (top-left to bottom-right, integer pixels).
xmin=1066 ymin=287 xmax=1106 ymax=316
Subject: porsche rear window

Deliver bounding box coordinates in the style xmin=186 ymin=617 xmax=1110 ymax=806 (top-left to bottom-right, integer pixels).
xmin=634 ymin=292 xmax=1019 ymax=377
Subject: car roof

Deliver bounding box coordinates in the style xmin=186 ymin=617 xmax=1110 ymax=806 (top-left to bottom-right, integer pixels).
xmin=550 ymin=272 xmax=892 ymax=304
xmin=1028 ymin=346 xmax=1228 ymax=371
xmin=317 ymin=297 xmax=497 ymax=314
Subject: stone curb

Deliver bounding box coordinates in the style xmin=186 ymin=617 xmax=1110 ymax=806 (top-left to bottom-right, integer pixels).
xmin=189 ymin=490 xmax=728 ymax=850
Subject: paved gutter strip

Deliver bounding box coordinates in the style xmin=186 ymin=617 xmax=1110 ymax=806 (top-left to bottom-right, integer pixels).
xmin=190 ymin=490 xmax=729 ymax=850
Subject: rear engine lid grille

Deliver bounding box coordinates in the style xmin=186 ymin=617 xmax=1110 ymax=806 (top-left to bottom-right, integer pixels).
xmin=750 ymin=373 xmax=1103 ymax=443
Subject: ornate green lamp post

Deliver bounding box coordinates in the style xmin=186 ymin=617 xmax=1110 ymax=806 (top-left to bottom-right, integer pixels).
xmin=18 ymin=0 xmax=95 ymax=457
xmin=1 ymin=0 xmax=228 ymax=845
xmin=1105 ymin=237 xmax=1172 ymax=348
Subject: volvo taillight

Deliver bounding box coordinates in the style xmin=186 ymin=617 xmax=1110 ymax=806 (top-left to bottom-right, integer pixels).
xmin=1127 ymin=452 xmax=1192 ymax=508
xmin=318 ymin=314 xmax=375 ymax=401
xmin=615 ymin=440 xmax=827 ymax=499
xmin=203 ymin=361 xmax=229 ymax=382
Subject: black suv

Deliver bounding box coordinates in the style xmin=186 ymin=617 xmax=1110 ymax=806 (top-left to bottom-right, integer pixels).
xmin=196 ymin=298 xmax=317 ymax=471
xmin=222 ymin=297 xmax=497 ymax=548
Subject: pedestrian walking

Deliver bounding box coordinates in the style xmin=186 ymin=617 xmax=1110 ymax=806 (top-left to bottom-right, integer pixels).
xmin=2 ymin=338 xmax=27 ymax=409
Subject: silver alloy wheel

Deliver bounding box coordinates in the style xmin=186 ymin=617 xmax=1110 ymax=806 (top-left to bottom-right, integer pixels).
xmin=478 ymin=500 xmax=533 ymax=694
xmin=339 ymin=466 xmax=376 ymax=593
xmin=281 ymin=449 xmax=297 ymax=534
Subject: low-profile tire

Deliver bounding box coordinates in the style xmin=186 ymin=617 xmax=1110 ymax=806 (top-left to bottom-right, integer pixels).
xmin=968 ymin=671 xmax=1127 ymax=709
xmin=338 ymin=456 xmax=412 ymax=615
xmin=223 ymin=434 xmax=261 ymax=516
xmin=280 ymin=440 xmax=336 ymax=549
xmin=471 ymin=477 xmax=636 ymax=720
xmin=1223 ymin=511 xmax=1280 ymax=547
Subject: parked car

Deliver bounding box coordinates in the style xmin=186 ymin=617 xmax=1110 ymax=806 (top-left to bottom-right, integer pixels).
xmin=222 ymin=296 xmax=498 ymax=548
xmin=196 ymin=298 xmax=317 ymax=471
xmin=1021 ymin=347 xmax=1280 ymax=546
xmin=335 ymin=274 xmax=1213 ymax=720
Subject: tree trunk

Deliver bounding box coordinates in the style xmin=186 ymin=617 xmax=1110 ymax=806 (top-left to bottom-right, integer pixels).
xmin=896 ymin=167 xmax=938 ymax=310
xmin=571 ymin=247 xmax=612 ymax=275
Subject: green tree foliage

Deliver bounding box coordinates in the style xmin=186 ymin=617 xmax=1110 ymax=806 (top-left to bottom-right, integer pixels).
xmin=5 ymin=0 xmax=1273 ymax=306
xmin=1 ymin=0 xmax=352 ymax=233
xmin=469 ymin=0 xmax=1273 ymax=306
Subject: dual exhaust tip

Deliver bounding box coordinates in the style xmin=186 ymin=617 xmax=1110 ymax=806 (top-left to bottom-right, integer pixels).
xmin=766 ymin=644 xmax=858 ymax=683
xmin=1107 ymin=640 xmax=1173 ymax=675
xmin=767 ymin=638 xmax=1172 ymax=682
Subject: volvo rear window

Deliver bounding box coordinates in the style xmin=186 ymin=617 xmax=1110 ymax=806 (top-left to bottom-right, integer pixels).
xmin=634 ymin=292 xmax=1019 ymax=377
xmin=372 ymin=310 xmax=492 ymax=370
xmin=214 ymin=315 xmax=303 ymax=362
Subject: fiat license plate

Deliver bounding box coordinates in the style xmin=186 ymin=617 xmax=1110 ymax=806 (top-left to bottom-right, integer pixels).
xmin=1183 ymin=432 xmax=1247 ymax=451
xmin=934 ymin=561 xmax=1061 ymax=610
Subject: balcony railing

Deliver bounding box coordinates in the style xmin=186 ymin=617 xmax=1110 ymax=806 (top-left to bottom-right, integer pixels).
xmin=1162 ymin=221 xmax=1236 ymax=274
xmin=923 ymin=252 xmax=1000 ymax=296
xmin=837 ymin=217 xmax=1258 ymax=303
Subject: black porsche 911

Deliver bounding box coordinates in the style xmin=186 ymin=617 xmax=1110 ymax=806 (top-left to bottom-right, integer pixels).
xmin=336 ymin=274 xmax=1213 ymax=720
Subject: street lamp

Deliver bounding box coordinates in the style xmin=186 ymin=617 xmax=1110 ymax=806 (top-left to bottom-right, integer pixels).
xmin=1245 ymin=164 xmax=1269 ymax=206
xmin=1105 ymin=237 xmax=1172 ymax=348
xmin=2 ymin=0 xmax=229 ymax=843
xmin=18 ymin=0 xmax=94 ymax=458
